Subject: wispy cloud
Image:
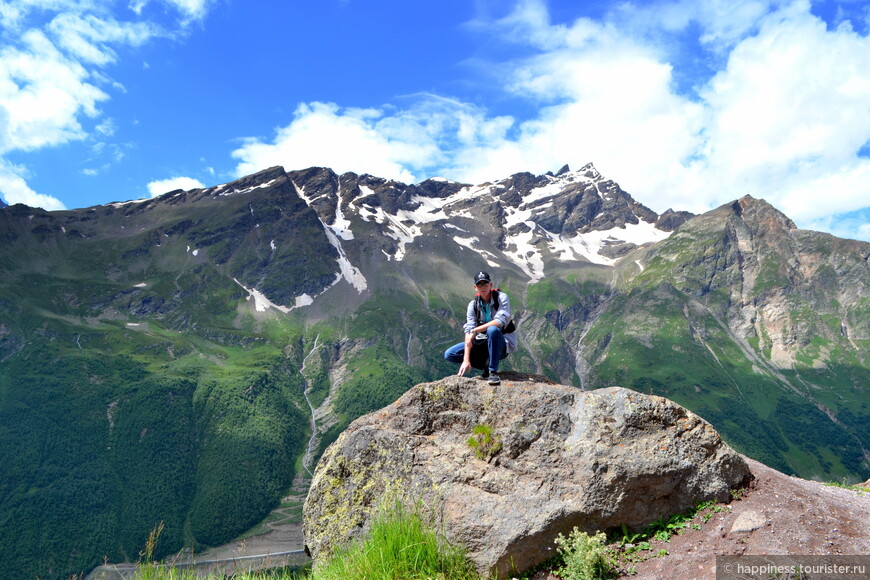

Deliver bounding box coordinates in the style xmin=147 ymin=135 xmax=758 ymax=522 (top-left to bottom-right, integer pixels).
xmin=130 ymin=0 xmax=213 ymax=24
xmin=234 ymin=100 xmax=463 ymax=184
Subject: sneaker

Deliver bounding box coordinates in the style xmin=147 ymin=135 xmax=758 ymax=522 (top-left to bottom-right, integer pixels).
xmin=479 ymin=369 xmax=490 ymax=380
xmin=487 ymin=373 xmax=500 ymax=385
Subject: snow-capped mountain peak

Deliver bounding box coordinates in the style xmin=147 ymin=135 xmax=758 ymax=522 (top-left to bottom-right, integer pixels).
xmin=278 ymin=163 xmax=684 ymax=283
xmin=138 ymin=163 xmax=691 ymax=309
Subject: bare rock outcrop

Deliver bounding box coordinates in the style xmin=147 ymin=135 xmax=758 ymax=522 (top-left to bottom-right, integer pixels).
xmin=622 ymin=456 xmax=870 ymax=580
xmin=303 ymin=374 xmax=752 ymax=578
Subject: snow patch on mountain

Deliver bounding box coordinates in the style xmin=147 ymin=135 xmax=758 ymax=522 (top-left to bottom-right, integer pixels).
xmin=331 ymin=196 xmax=354 ymax=241
xmin=293 ymin=181 xmax=367 ymax=293
xmin=453 ymin=235 xmax=479 ymax=251
xmin=293 ymin=294 xmax=315 ymax=309
xmin=233 ymin=278 xmax=291 ymax=314
xmin=323 ymin=227 xmax=368 ymax=292
xmin=546 ymin=221 xmax=672 ymax=266
xmin=109 ymin=198 xmax=148 ymax=208
xmin=519 ymin=179 xmax=571 ymax=207
xmin=213 ymin=179 xmax=277 ymax=197
xmin=453 ymin=235 xmax=501 ymax=266
xmin=505 ymin=222 xmax=546 ymax=280
xmin=355 ymin=186 xmax=434 ymax=261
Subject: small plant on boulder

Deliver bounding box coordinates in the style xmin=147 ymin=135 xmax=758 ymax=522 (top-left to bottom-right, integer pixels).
xmin=467 ymin=423 xmax=502 ymax=462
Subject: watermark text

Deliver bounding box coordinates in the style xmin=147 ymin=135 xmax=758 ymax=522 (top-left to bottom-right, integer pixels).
xmin=717 ymin=555 xmax=870 ymax=579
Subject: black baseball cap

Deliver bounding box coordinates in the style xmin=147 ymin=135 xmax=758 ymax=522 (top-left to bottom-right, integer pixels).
xmin=474 ymin=271 xmax=491 ymax=284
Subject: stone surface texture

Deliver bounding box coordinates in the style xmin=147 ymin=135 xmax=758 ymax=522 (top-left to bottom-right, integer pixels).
xmin=303 ymin=373 xmax=752 ymax=578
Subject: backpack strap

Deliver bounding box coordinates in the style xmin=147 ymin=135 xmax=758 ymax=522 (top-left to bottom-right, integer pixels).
xmin=474 ymin=289 xmax=506 ymax=327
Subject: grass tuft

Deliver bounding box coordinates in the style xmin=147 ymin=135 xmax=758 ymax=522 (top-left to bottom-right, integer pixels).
xmin=467 ymin=423 xmax=502 ymax=462
xmin=132 ymin=501 xmax=479 ymax=580
xmin=312 ymin=500 xmax=479 ymax=580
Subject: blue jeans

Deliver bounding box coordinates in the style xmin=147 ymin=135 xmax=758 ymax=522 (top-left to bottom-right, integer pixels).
xmin=444 ymin=325 xmax=508 ymax=373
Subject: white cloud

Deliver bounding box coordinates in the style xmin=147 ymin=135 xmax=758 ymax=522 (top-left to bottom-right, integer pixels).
xmin=232 ymin=100 xmax=470 ymax=183
xmin=0 ymin=0 xmax=209 ymax=210
xmin=448 ymin=17 xmax=709 ymax=194
xmin=147 ymin=176 xmax=205 ymax=197
xmin=606 ymin=0 xmax=782 ymax=49
xmin=47 ymin=12 xmax=154 ymax=66
xmin=0 ymin=29 xmax=108 ymax=152
xmin=0 ymin=158 xmax=65 ymax=209
xmin=94 ymin=117 xmax=116 ymax=136
xmin=167 ymin=0 xmax=211 ymax=21
xmin=804 ymin=208 xmax=870 ymax=243
xmin=694 ymin=2 xmax=870 ymax=222
xmin=130 ymin=0 xmax=211 ymax=23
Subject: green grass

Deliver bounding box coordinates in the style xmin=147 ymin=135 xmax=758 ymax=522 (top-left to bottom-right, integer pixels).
xmin=312 ymin=501 xmax=479 ymax=580
xmin=133 ymin=501 xmax=479 ymax=580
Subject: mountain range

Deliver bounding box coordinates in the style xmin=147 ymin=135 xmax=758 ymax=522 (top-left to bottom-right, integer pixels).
xmin=0 ymin=163 xmax=867 ymax=578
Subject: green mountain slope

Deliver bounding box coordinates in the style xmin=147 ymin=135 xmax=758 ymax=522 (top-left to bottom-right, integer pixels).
xmin=0 ymin=168 xmax=867 ymax=579
xmin=0 ymin=171 xmax=329 ymax=576
xmin=524 ymin=197 xmax=869 ymax=479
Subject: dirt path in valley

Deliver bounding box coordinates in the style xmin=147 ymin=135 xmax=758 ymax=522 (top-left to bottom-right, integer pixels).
xmin=175 ymin=477 xmax=310 ymax=565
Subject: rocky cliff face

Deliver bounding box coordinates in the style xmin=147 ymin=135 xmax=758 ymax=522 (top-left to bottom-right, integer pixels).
xmin=539 ymin=194 xmax=870 ymax=480
xmin=284 ymin=162 xmax=682 ymax=286
xmin=303 ymin=374 xmax=751 ymax=578
xmin=640 ymin=195 xmax=870 ymax=366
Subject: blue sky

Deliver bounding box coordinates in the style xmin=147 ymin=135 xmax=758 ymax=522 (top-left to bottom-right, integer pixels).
xmin=1 ymin=0 xmax=869 ymax=241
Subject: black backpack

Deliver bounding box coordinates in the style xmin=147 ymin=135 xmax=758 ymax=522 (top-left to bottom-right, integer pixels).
xmin=473 ymin=289 xmax=516 ymax=334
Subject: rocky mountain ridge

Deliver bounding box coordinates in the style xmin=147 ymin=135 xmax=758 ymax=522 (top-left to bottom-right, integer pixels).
xmin=283 ymin=162 xmax=689 ymax=283
xmin=138 ymin=162 xmax=689 ymax=309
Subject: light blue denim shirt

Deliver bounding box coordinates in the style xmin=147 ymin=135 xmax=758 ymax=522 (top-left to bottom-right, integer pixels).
xmin=463 ymin=291 xmax=518 ymax=353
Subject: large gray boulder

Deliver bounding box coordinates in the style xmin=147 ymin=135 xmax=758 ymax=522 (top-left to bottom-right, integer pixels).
xmin=303 ymin=374 xmax=752 ymax=578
